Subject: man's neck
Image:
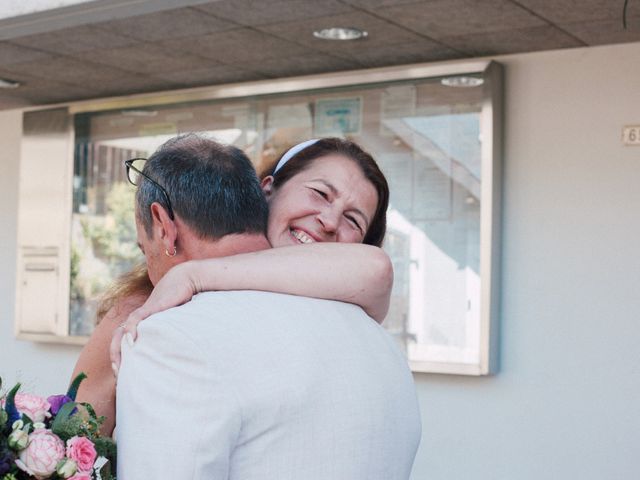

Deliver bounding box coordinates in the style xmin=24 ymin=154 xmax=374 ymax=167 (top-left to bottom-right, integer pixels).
xmin=181 ymin=232 xmax=271 ymax=260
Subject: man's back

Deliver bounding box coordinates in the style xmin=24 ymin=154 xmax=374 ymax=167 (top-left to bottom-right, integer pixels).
xmin=117 ymin=291 xmax=421 ymax=480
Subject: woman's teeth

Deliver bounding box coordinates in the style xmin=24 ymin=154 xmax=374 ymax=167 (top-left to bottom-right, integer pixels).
xmin=291 ymin=229 xmax=315 ymax=244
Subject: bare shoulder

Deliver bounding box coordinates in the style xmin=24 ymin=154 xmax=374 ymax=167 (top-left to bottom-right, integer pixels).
xmin=99 ymin=293 xmax=149 ymax=329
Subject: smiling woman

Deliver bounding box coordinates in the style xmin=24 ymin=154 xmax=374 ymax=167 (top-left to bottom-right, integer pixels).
xmin=261 ymin=138 xmax=387 ymax=247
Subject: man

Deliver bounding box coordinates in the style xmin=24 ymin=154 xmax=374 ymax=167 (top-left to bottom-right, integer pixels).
xmin=116 ymin=134 xmax=421 ymax=479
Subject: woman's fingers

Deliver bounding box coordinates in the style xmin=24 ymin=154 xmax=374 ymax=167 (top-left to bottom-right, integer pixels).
xmin=110 ymin=324 xmax=126 ymax=373
xmin=109 ymin=265 xmax=198 ymax=377
xmin=124 ymin=308 xmax=146 ymax=342
xmin=109 ymin=309 xmax=145 ymax=376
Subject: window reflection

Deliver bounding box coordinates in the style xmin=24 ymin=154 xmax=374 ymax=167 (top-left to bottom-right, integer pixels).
xmin=71 ymin=78 xmax=485 ymax=369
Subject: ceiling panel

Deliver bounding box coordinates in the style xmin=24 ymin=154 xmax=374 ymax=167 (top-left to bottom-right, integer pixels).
xmin=373 ymin=0 xmax=547 ymax=38
xmin=515 ymin=0 xmax=633 ymax=24
xmin=9 ymin=25 xmax=136 ymax=55
xmin=0 ymin=67 xmax=97 ymax=105
xmin=257 ymin=10 xmax=433 ymax=60
xmin=244 ymin=53 xmax=358 ymax=77
xmin=342 ymin=0 xmax=433 ymax=8
xmin=442 ymin=25 xmax=584 ymax=56
xmin=152 ymin=64 xmax=264 ymax=88
xmin=70 ymin=43 xmax=213 ymax=75
xmin=93 ymin=6 xmax=238 ymax=42
xmin=87 ymin=74 xmax=184 ymax=98
xmin=194 ymin=0 xmax=354 ymax=26
xmin=160 ymin=28 xmax=313 ymax=64
xmin=0 ymin=42 xmax=54 ymax=65
xmin=345 ymin=41 xmax=463 ymax=68
xmin=6 ymin=56 xmax=140 ymax=87
xmin=0 ymin=0 xmax=637 ymax=109
xmin=561 ymin=18 xmax=640 ymax=45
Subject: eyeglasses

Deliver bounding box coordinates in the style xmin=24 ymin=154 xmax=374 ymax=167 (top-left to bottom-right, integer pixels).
xmin=124 ymin=158 xmax=175 ymax=220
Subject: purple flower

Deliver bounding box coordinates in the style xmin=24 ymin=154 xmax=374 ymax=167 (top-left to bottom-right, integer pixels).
xmin=47 ymin=395 xmax=73 ymax=415
xmin=0 ymin=444 xmax=15 ymax=475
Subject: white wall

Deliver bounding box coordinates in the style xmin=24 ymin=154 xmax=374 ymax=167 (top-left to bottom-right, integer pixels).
xmin=1 ymin=41 xmax=639 ymax=479
xmin=0 ymin=109 xmax=82 ymax=394
xmin=411 ymin=42 xmax=640 ymax=479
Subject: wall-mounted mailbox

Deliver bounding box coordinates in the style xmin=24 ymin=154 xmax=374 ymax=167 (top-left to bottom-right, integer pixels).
xmin=16 ymin=247 xmax=59 ymax=336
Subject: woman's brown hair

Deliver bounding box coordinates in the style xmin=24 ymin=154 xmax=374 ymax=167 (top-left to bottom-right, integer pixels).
xmin=261 ymin=138 xmax=389 ymax=247
xmin=96 ymin=263 xmax=153 ymax=323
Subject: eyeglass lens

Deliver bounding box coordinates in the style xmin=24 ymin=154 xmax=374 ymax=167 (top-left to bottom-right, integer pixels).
xmin=127 ymin=159 xmax=147 ymax=185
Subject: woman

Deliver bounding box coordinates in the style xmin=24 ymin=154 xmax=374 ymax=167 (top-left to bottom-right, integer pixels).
xmin=72 ymin=137 xmax=392 ymax=436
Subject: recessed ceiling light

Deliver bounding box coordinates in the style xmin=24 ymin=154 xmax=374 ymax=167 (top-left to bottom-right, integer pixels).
xmin=440 ymin=76 xmax=484 ymax=88
xmin=313 ymin=27 xmax=368 ymax=41
xmin=0 ymin=78 xmax=21 ymax=89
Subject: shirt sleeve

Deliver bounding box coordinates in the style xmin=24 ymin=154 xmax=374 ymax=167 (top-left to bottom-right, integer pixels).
xmin=116 ymin=316 xmax=241 ymax=480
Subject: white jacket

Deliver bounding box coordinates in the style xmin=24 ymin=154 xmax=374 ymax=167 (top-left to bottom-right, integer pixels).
xmin=117 ymin=291 xmax=421 ymax=480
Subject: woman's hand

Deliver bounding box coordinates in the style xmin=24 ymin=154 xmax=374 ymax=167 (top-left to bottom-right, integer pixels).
xmin=109 ymin=262 xmax=200 ymax=371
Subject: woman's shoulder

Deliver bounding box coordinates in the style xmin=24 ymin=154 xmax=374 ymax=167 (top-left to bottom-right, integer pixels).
xmin=100 ymin=293 xmax=149 ymax=327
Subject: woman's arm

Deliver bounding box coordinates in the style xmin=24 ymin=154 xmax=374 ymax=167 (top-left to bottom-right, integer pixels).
xmin=71 ymin=294 xmax=147 ymax=436
xmin=112 ymin=244 xmax=393 ymax=368
xmin=190 ymin=243 xmax=394 ymax=321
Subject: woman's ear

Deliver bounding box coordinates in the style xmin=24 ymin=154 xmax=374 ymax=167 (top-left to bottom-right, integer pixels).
xmin=261 ymin=176 xmax=275 ymax=199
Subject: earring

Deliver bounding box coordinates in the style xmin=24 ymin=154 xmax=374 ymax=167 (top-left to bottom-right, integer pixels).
xmin=165 ymin=246 xmax=177 ymax=257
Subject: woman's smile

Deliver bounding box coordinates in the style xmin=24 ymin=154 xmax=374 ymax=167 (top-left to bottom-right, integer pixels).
xmin=264 ymin=154 xmax=378 ymax=248
xmin=290 ymin=228 xmax=316 ymax=244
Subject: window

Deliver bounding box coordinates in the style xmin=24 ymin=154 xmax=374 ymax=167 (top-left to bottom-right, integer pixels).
xmin=16 ymin=60 xmax=502 ymax=374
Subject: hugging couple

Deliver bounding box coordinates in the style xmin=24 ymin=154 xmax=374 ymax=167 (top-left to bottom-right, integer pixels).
xmin=72 ymin=134 xmax=421 ymax=479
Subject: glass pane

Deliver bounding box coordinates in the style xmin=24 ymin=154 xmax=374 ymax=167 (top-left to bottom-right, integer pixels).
xmin=70 ymin=134 xmax=145 ymax=335
xmin=71 ymin=74 xmax=486 ymax=370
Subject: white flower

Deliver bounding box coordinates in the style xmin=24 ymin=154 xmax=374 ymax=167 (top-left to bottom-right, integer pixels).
xmin=8 ymin=428 xmax=29 ymax=450
xmin=56 ymin=458 xmax=78 ymax=478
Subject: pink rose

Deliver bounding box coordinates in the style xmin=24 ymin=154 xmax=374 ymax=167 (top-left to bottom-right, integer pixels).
xmin=68 ymin=474 xmax=91 ymax=480
xmin=15 ymin=428 xmax=65 ymax=479
xmin=13 ymin=393 xmax=51 ymax=423
xmin=66 ymin=436 xmax=97 ymax=473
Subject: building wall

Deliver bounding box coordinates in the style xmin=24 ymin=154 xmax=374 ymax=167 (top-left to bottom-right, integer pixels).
xmin=412 ymin=42 xmax=640 ymax=479
xmin=1 ymin=42 xmax=639 ymax=479
xmin=0 ymin=109 xmax=82 ymax=393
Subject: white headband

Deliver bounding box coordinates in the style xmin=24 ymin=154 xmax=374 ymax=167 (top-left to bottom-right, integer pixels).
xmin=273 ymin=138 xmax=320 ymax=174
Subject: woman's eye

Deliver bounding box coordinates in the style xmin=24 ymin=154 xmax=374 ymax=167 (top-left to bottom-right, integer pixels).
xmin=312 ymin=188 xmax=328 ymax=199
xmin=346 ymin=215 xmax=362 ymax=232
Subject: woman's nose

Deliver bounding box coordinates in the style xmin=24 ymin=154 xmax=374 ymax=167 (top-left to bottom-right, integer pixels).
xmin=316 ymin=208 xmax=339 ymax=236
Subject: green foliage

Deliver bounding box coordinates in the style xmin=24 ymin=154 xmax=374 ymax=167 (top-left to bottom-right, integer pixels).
xmin=98 ymin=459 xmax=116 ymax=480
xmin=66 ymin=372 xmax=87 ymax=401
xmin=19 ymin=415 xmax=33 ymax=431
xmin=70 ymin=246 xmax=82 ymax=300
xmin=93 ymin=436 xmax=117 ymax=461
xmin=85 ymin=183 xmax=140 ymax=264
xmin=51 ymin=402 xmax=84 ymax=442
xmin=71 ymin=181 xmax=143 ymax=314
xmin=76 ymin=403 xmax=103 ymax=438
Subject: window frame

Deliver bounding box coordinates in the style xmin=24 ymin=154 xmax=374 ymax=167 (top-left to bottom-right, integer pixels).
xmin=16 ymin=59 xmax=502 ymax=374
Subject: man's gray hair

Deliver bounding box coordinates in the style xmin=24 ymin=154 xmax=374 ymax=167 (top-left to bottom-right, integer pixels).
xmin=136 ymin=134 xmax=268 ymax=239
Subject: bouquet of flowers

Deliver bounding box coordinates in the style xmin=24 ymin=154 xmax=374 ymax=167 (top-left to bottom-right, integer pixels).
xmin=0 ymin=374 xmax=116 ymax=480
